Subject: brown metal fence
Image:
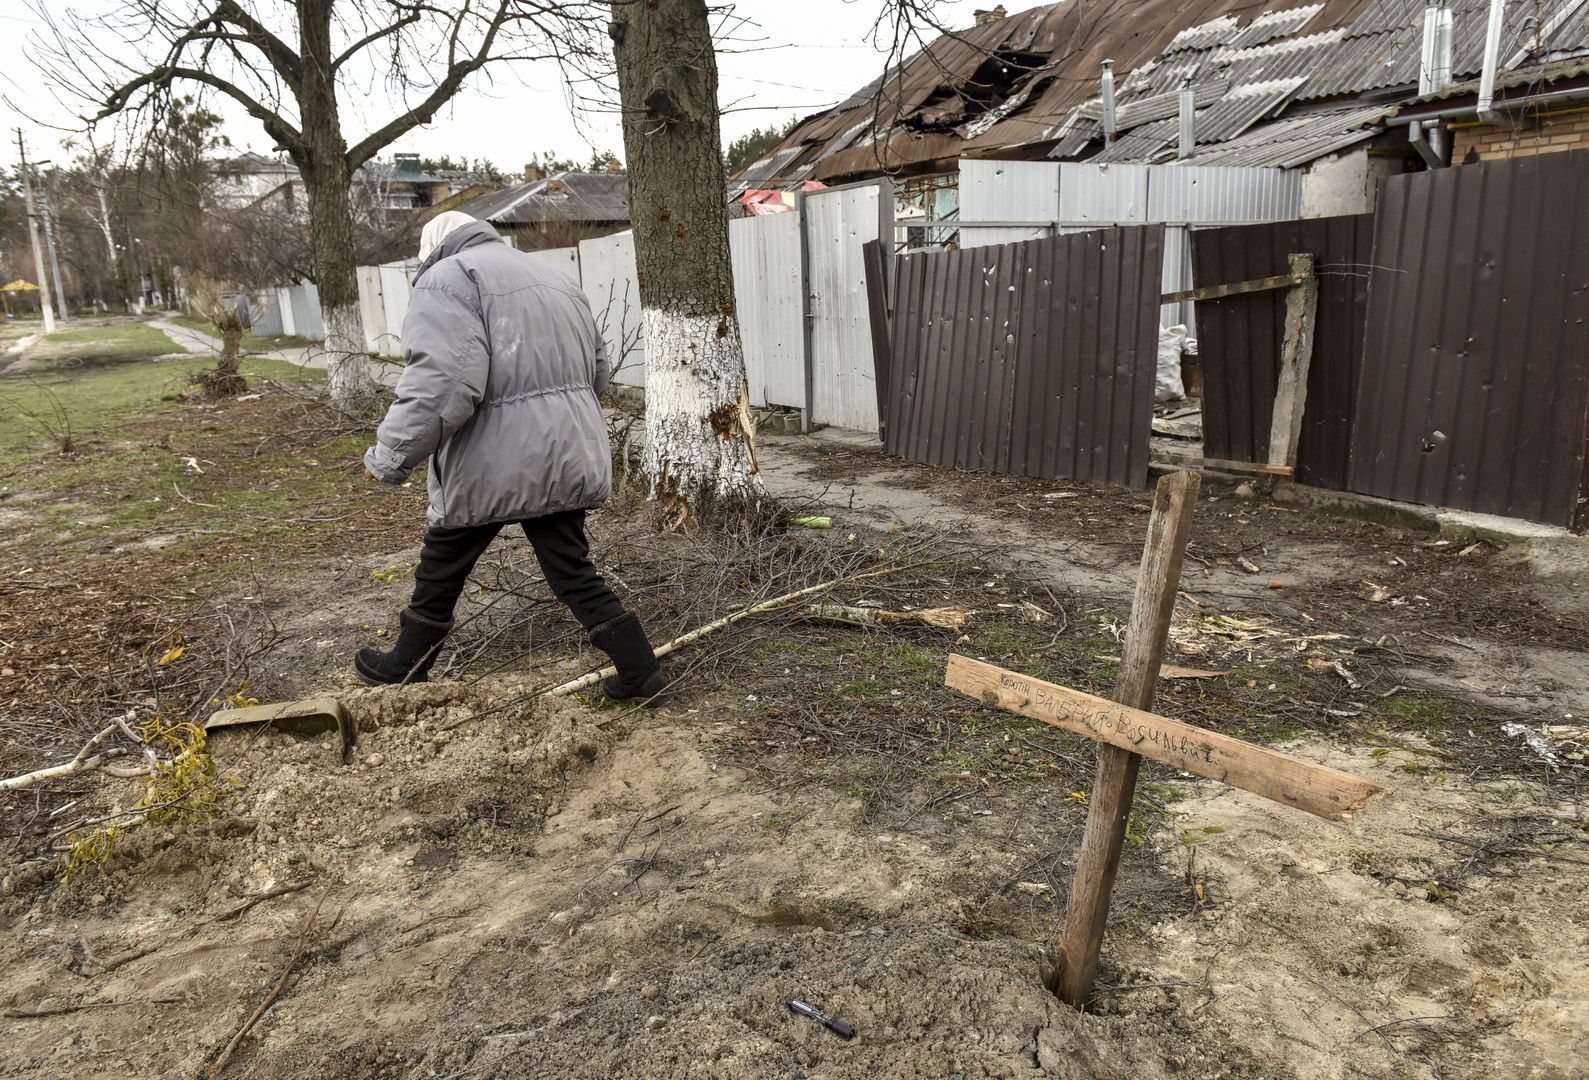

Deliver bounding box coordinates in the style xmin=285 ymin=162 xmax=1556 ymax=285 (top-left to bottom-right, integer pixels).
xmin=1190 ymin=214 xmax=1375 ymax=490
xmin=883 ymin=225 xmax=1165 ymax=489
xmin=1349 ymin=152 xmax=1589 ymax=529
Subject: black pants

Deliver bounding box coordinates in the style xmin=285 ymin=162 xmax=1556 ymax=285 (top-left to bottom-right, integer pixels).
xmin=408 ymin=509 xmax=625 ymax=630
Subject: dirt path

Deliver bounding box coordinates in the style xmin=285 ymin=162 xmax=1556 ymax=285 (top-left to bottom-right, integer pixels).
xmin=756 ymin=430 xmax=1589 ymax=721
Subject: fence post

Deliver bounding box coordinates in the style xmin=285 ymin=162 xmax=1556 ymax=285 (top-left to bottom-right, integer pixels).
xmin=796 ymin=188 xmax=815 ymax=433
xmin=1267 ymin=253 xmax=1318 ymax=470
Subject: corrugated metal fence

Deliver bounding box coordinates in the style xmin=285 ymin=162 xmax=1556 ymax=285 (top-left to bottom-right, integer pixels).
xmin=958 ymin=160 xmax=1301 ymax=331
xmin=1190 ymin=214 xmax=1375 ymax=490
xmin=1349 ymin=153 xmax=1589 ymax=528
xmin=244 ymin=283 xmax=324 ymax=340
xmin=884 ymin=225 xmax=1165 ymax=489
xmin=360 ymin=181 xmax=891 ymax=428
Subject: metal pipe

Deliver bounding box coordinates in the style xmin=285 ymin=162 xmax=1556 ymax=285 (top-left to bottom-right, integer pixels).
xmin=1101 ymin=60 xmax=1117 ymax=141
xmin=1177 ymin=78 xmax=1195 ymax=159
xmin=1386 ymin=83 xmax=1589 ymax=125
xmin=1476 ymin=0 xmax=1506 ymax=122
xmin=1407 ymin=120 xmax=1447 ymax=167
xmin=1420 ymin=4 xmax=1453 ymax=95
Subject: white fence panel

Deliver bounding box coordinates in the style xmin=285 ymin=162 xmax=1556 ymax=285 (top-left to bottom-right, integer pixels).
xmin=1057 ymin=162 xmax=1150 ymax=225
xmin=578 ymin=231 xmax=645 ymax=387
xmin=528 ymin=245 xmax=581 ymax=282
xmin=806 ymin=181 xmax=888 ymax=432
xmin=958 ymin=160 xmax=1059 ymax=249
xmin=1146 ymin=164 xmax=1301 ymax=223
xmin=286 ymin=282 xmax=324 ymax=340
xmin=247 ymin=290 xmax=285 ymax=337
xmin=356 ymin=266 xmax=389 ymax=353
xmin=729 ymin=213 xmax=805 ymax=409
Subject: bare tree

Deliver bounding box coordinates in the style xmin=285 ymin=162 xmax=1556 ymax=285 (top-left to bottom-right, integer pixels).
xmin=35 ymin=0 xmax=601 ymax=407
xmin=610 ymin=0 xmax=759 ymax=520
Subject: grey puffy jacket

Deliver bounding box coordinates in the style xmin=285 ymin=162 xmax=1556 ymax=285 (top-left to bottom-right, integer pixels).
xmin=364 ymin=221 xmax=612 ymax=527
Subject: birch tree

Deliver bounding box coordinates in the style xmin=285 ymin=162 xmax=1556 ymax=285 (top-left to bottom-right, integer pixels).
xmin=36 ymin=0 xmax=599 ymax=408
xmin=610 ymin=0 xmax=760 ymax=518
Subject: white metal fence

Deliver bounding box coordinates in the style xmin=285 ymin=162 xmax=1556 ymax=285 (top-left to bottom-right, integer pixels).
xmin=243 ymin=282 xmax=326 ymax=340
xmin=355 ymin=184 xmax=890 ymax=429
xmin=354 ymin=162 xmax=1306 ymax=433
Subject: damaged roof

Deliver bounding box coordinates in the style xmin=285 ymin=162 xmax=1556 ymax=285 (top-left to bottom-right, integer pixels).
xmin=455 ymin=172 xmax=630 ymax=227
xmin=740 ymin=0 xmax=1589 ymax=183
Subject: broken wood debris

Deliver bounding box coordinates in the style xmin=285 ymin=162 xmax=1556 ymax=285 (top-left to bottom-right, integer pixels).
xmin=803 ymin=604 xmax=968 ymax=629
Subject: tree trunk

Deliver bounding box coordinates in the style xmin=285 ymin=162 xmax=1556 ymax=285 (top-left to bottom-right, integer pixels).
xmin=610 ymin=0 xmax=760 ymax=517
xmin=302 ymin=162 xmax=372 ymax=404
xmin=298 ymin=0 xmax=374 ymax=408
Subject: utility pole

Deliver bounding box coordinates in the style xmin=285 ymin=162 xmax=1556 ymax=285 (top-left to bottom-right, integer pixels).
xmin=15 ymin=130 xmax=57 ymax=335
xmin=37 ymin=181 xmax=68 ymax=323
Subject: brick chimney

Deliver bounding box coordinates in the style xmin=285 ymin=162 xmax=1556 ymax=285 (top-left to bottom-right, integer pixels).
xmin=973 ymin=5 xmax=1006 ymax=26
xmin=523 ymin=163 xmax=542 ymax=182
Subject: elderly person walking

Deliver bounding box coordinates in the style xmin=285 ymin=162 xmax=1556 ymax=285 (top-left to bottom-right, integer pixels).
xmin=356 ymin=211 xmax=665 ymax=701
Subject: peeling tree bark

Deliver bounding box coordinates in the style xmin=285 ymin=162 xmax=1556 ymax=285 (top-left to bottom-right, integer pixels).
xmin=610 ymin=0 xmax=760 ymax=516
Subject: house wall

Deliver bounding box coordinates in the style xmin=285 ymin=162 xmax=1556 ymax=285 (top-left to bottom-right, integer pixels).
xmin=1451 ymin=104 xmax=1589 ymax=162
xmin=1300 ymin=150 xmax=1371 ymax=217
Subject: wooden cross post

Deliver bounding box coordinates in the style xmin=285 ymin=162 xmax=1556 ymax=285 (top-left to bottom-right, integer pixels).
xmin=1266 ymin=253 xmax=1318 ymax=471
xmin=1053 ymin=469 xmax=1198 ymax=1004
xmin=944 ymin=470 xmax=1379 ymax=1008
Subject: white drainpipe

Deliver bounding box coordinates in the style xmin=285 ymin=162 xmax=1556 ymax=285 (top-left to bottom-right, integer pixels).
xmin=1477 ymin=0 xmax=1507 ymax=122
xmin=1101 ymin=60 xmax=1117 ymax=141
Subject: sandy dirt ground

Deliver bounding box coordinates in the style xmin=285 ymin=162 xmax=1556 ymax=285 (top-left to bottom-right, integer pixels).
xmin=2 ymin=684 xmax=1582 ymax=1079
xmin=2 ymin=394 xmax=1586 ymax=1079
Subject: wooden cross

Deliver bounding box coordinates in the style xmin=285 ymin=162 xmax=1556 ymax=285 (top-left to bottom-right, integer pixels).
xmin=944 ymin=470 xmax=1379 ymax=1007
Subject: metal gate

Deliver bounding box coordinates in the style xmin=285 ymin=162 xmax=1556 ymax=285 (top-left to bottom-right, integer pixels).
xmin=805 ymin=180 xmax=892 ymax=432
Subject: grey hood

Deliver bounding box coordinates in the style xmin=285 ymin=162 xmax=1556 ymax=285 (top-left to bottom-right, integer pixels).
xmin=364 ymin=220 xmax=612 ymax=527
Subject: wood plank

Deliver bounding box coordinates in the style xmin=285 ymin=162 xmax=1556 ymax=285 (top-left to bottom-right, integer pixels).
xmin=946 ymin=655 xmax=1380 ymax=820
xmin=1052 ymin=469 xmax=1199 ymax=1007
xmin=1160 ymin=271 xmax=1301 ymax=305
xmin=1267 ymin=253 xmax=1318 ymax=469
xmin=1150 ymin=451 xmax=1294 ymax=476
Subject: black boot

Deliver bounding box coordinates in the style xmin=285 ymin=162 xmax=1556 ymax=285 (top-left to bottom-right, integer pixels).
xmin=354 ymin=609 xmax=453 ymax=685
xmin=588 ymin=611 xmax=667 ymax=703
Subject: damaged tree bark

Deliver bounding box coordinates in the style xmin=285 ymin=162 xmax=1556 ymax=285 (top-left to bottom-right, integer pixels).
xmin=610 ymin=0 xmax=760 ymax=519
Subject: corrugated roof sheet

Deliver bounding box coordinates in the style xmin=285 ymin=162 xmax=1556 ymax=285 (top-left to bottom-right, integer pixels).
xmin=1228 ymin=4 xmax=1325 ymax=47
xmin=1166 ymin=15 xmax=1242 ymax=54
xmin=1092 ymin=119 xmax=1179 ymax=162
xmin=454 ymin=172 xmax=629 ymax=226
xmin=1177 ymin=104 xmax=1388 ymax=166
xmin=1195 ymin=77 xmax=1307 ymax=141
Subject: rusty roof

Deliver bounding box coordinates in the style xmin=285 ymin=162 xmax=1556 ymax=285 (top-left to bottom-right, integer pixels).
xmin=741 ymin=0 xmax=1589 ymax=183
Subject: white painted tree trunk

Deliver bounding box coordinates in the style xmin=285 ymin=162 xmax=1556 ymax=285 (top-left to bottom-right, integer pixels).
xmin=612 ymin=0 xmax=762 ymax=514
xmin=642 ymin=309 xmax=759 ymax=502
xmin=322 ymin=303 xmax=375 ymax=404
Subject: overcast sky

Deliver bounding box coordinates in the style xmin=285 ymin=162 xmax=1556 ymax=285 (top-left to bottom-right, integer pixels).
xmin=0 ymin=0 xmax=983 ymax=171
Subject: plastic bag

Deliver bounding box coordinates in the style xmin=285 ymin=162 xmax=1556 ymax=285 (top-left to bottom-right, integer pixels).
xmin=1156 ymin=324 xmax=1188 ymax=403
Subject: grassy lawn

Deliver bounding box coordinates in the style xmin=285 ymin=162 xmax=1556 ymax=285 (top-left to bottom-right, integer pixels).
xmin=168 ymin=313 xmax=315 ymax=351
xmin=0 ymin=342 xmax=414 ymax=573
xmin=0 ymin=352 xmax=322 ymax=454
xmin=21 ymin=322 xmax=180 ymax=365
